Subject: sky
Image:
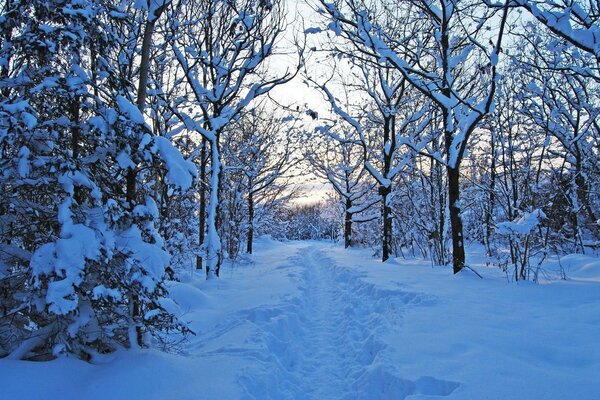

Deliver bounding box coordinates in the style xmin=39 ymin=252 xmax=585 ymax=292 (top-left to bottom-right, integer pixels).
xmin=266 ymin=0 xmax=336 ymax=204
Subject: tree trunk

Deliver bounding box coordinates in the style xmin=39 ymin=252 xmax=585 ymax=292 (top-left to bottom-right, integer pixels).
xmin=574 ymin=148 xmax=599 ymax=239
xmin=247 ymin=188 xmax=254 ymax=254
xmin=447 ymin=165 xmax=465 ymax=273
xmin=0 ymin=0 xmax=13 ymax=98
xmin=442 ymin=96 xmax=465 ymax=273
xmin=215 ymin=162 xmax=225 ymax=277
xmin=127 ymin=8 xmax=162 ymax=211
xmin=381 ymin=114 xmax=393 ymax=262
xmin=70 ymin=96 xmax=84 ymax=205
xmin=381 ymin=185 xmax=392 ymax=262
xmin=429 ymin=139 xmax=446 ymax=266
xmin=344 ymin=197 xmax=352 ymax=248
xmin=485 ymin=129 xmax=497 ymax=256
xmin=136 ymin=4 xmax=166 ymax=109
xmin=137 ymin=24 xmax=155 ymax=110
xmin=129 ymin=8 xmax=165 ymax=345
xmin=206 ymin=139 xmax=222 ymax=279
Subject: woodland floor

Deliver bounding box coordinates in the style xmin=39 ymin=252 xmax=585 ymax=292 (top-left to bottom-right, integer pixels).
xmin=1 ymin=239 xmax=600 ymax=399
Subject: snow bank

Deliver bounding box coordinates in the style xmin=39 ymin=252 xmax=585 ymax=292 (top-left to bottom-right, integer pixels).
xmin=549 ymin=254 xmax=600 ymax=282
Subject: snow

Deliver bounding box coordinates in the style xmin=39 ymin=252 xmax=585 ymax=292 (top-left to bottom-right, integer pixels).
xmin=1 ymin=100 xmax=30 ymax=113
xmin=496 ymin=209 xmax=547 ymax=236
xmin=22 ymin=112 xmax=37 ymax=129
xmin=29 ymin=198 xmax=104 ymax=315
xmin=2 ymin=239 xmax=600 ymax=399
xmin=115 ymin=225 xmax=170 ymax=289
xmin=17 ymin=146 xmax=30 ymax=177
xmin=304 ymin=27 xmax=322 ymax=34
xmin=328 ymin=21 xmax=342 ymax=36
xmin=152 ymin=136 xmax=196 ymax=191
xmin=116 ymin=150 xmax=135 ymax=170
xmin=545 ymin=254 xmax=600 ymax=283
xmin=92 ymin=285 xmax=122 ymax=301
xmin=45 ymin=221 xmax=101 ymax=314
xmin=116 ymin=96 xmax=145 ymax=125
xmin=238 ymin=11 xmax=255 ymax=30
xmin=133 ymin=203 xmax=156 ymax=220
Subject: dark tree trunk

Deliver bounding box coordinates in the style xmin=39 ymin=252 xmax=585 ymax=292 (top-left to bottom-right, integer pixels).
xmin=126 ymin=169 xmax=137 ymax=210
xmin=485 ymin=130 xmax=497 ymax=256
xmin=429 ymin=139 xmax=446 ymax=266
xmin=344 ymin=198 xmax=352 ymax=249
xmin=344 ymin=197 xmax=352 ymax=249
xmin=70 ymin=96 xmax=84 ymax=205
xmin=442 ymin=81 xmax=466 ymax=273
xmin=247 ymin=188 xmax=254 ymax=254
xmin=137 ymin=25 xmax=155 ymax=110
xmin=343 ymin=166 xmax=353 ymax=248
xmin=0 ymin=1 xmax=13 ymax=98
xmin=574 ymin=147 xmax=599 ymax=239
xmin=380 ymin=185 xmax=392 ymax=262
xmin=133 ymin=294 xmax=143 ymax=347
xmin=126 ymin=131 xmax=140 ymax=343
xmin=214 ymin=135 xmax=224 ymax=278
xmin=381 ymin=115 xmax=393 ymax=262
xmin=136 ymin=4 xmax=166 ymax=109
xmin=440 ymin=18 xmax=465 ymax=274
xmin=447 ymin=165 xmax=465 ymax=273
xmin=129 ymin=6 xmax=166 ymax=347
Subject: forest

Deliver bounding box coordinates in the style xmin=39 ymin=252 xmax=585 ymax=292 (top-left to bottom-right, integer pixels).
xmin=0 ymin=1 xmax=599 ymax=394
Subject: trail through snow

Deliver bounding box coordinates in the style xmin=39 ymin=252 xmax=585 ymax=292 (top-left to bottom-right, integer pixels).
xmin=236 ymin=245 xmax=458 ymax=399
xmin=276 ymin=246 xmax=354 ymax=397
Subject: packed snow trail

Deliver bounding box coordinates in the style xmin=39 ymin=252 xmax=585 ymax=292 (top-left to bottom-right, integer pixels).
xmin=238 ymin=245 xmax=459 ymax=399
xmin=285 ymin=246 xmax=357 ymax=398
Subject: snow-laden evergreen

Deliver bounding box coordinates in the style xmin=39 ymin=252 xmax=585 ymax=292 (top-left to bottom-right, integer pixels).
xmin=0 ymin=0 xmax=194 ymax=359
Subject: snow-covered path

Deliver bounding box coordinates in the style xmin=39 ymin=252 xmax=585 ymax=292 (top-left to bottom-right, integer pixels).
xmin=238 ymin=245 xmax=459 ymax=399
xmin=289 ymin=246 xmax=355 ymax=398
xmin=236 ymin=244 xmax=366 ymax=398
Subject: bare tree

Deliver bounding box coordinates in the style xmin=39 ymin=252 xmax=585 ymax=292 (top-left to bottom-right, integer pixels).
xmin=306 ymin=122 xmax=377 ymax=248
xmin=313 ymin=0 xmax=510 ymax=272
xmin=224 ymin=105 xmax=302 ymax=255
xmin=168 ymin=0 xmax=301 ymax=277
xmin=487 ymin=0 xmax=600 ymax=64
xmin=511 ymin=22 xmax=600 ymax=249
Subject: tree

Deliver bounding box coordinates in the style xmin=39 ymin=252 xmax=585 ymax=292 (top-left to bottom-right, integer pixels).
xmin=0 ymin=0 xmax=194 ymax=359
xmin=313 ymin=0 xmax=510 ymax=272
xmin=306 ymin=123 xmax=377 ymax=248
xmin=511 ymin=22 xmax=600 ymax=250
xmin=168 ymin=0 xmax=300 ymax=277
xmin=224 ymin=105 xmax=302 ymax=255
xmin=306 ymin=25 xmax=432 ymax=261
xmin=487 ymin=0 xmax=600 ymax=63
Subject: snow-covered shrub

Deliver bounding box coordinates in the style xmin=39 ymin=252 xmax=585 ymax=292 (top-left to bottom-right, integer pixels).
xmin=0 ymin=0 xmax=193 ymax=360
xmin=496 ymin=209 xmax=548 ymax=282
